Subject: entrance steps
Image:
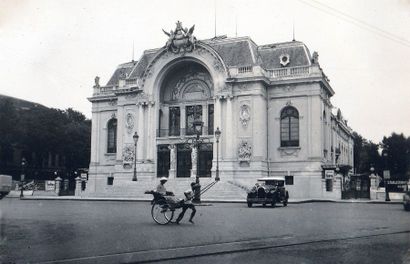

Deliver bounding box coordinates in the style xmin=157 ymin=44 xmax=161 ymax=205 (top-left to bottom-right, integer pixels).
xmin=84 ymin=178 xmax=248 ymax=200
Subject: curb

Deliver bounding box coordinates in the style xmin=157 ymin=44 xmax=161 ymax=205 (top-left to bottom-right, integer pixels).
xmin=6 ymin=196 xmax=403 ymax=204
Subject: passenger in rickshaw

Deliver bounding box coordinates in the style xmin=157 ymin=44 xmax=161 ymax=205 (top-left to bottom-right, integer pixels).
xmin=156 ymin=177 xmax=179 ymax=210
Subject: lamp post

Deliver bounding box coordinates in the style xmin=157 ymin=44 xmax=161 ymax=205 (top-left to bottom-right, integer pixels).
xmin=214 ymin=127 xmax=221 ymax=181
xmin=132 ymin=131 xmax=139 ymax=181
xmin=191 ymin=120 xmax=204 ymax=203
xmin=20 ymin=157 xmax=26 ymax=198
xmin=382 ymin=150 xmax=390 ymax=201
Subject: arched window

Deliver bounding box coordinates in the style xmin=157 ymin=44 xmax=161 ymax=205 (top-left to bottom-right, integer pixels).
xmin=107 ymin=118 xmax=117 ymax=153
xmin=280 ymin=106 xmax=299 ymax=147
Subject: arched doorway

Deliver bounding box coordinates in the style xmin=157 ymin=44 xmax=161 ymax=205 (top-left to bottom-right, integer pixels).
xmin=157 ymin=61 xmax=214 ymax=178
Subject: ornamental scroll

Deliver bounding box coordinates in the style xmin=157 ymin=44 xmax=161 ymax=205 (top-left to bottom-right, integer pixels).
xmin=239 ymin=104 xmax=251 ymax=127
xmin=125 ymin=113 xmax=134 ymax=134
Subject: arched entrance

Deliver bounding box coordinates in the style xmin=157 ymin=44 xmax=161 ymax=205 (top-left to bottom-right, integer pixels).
xmin=157 ymin=61 xmax=214 ymax=178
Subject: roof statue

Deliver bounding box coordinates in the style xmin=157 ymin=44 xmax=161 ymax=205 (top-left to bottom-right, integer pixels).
xmin=163 ymin=21 xmax=196 ymax=53
xmin=94 ymin=76 xmax=100 ymax=88
xmin=312 ymin=51 xmax=319 ymax=65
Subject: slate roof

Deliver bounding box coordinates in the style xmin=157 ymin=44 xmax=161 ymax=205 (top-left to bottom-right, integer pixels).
xmin=106 ymin=61 xmax=137 ymax=86
xmin=105 ymin=37 xmax=313 ymax=86
xmin=206 ymin=38 xmax=258 ymax=67
xmin=258 ymin=41 xmax=311 ymax=68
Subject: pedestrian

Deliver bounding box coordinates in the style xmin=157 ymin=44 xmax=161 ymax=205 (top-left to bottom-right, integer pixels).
xmin=176 ymin=182 xmax=197 ymax=224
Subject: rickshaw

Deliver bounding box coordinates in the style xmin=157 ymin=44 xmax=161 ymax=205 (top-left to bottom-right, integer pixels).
xmin=145 ymin=180 xmax=218 ymax=225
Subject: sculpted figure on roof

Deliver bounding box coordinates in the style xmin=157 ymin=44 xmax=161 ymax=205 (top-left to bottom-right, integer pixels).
xmin=162 ymin=21 xmax=196 ymax=53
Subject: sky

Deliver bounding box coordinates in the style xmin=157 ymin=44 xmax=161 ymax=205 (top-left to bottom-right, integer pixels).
xmin=0 ymin=0 xmax=409 ymax=143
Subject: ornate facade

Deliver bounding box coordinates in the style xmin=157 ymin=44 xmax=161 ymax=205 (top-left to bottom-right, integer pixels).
xmin=87 ymin=22 xmax=354 ymax=199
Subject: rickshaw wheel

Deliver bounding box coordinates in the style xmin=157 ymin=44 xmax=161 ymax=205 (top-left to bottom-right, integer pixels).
xmin=151 ymin=201 xmax=174 ymax=225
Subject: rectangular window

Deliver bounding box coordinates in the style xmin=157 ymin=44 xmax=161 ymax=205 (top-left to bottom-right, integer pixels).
xmin=186 ymin=105 xmax=202 ymax=135
xmin=285 ymin=176 xmax=294 ymax=185
xmin=208 ymin=104 xmax=214 ymax=135
xmin=107 ymin=176 xmax=114 ymax=185
xmin=169 ymin=107 xmax=180 ymax=136
xmin=326 ymin=179 xmax=333 ymax=192
xmin=107 ymin=119 xmax=117 ymax=153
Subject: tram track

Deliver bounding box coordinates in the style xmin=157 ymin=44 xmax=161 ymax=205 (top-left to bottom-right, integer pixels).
xmin=38 ymin=229 xmax=410 ymax=264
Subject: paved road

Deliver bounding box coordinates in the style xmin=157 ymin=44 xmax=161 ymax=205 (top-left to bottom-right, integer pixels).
xmin=0 ymin=198 xmax=409 ymax=263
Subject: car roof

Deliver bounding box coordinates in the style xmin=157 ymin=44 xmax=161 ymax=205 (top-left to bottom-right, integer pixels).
xmin=257 ymin=177 xmax=285 ymax=181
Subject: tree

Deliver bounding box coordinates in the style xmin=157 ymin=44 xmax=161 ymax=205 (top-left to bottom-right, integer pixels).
xmin=381 ymin=133 xmax=410 ymax=180
xmin=352 ymin=131 xmax=381 ymax=174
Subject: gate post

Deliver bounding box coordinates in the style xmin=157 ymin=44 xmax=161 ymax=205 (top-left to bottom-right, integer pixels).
xmin=369 ymin=168 xmax=378 ymax=200
xmin=75 ymin=177 xmax=82 ymax=196
xmin=55 ymin=177 xmax=62 ymax=196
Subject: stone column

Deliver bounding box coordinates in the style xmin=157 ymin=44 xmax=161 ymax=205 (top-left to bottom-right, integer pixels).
xmin=137 ymin=104 xmax=144 ymax=161
xmin=147 ymin=103 xmax=154 ymax=161
xmin=55 ymin=177 xmax=62 ymax=196
xmin=168 ymin=144 xmax=176 ymax=179
xmin=226 ymin=97 xmax=233 ymax=159
xmin=180 ymin=104 xmax=186 ymax=136
xmin=203 ymin=104 xmax=208 ymax=135
xmin=75 ymin=177 xmax=82 ymax=196
xmin=116 ymin=106 xmax=124 ymax=161
xmin=191 ymin=145 xmax=198 ymax=179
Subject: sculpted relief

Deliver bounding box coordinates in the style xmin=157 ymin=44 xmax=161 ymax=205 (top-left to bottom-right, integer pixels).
xmin=122 ymin=144 xmax=134 ymax=164
xmin=239 ymin=104 xmax=251 ymax=127
xmin=238 ymin=140 xmax=252 ymax=161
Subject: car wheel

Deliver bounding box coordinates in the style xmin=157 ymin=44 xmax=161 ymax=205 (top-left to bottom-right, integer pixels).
xmin=247 ymin=202 xmax=252 ymax=208
xmin=271 ymin=200 xmax=276 ymax=207
xmin=404 ymin=204 xmax=410 ymax=211
xmin=262 ymin=203 xmax=266 ymax=207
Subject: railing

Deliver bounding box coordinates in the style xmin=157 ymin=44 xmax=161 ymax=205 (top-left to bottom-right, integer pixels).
xmin=266 ymin=66 xmax=310 ymax=78
xmin=98 ymin=86 xmax=115 ymax=94
xmin=238 ymin=65 xmax=253 ymax=74
xmin=156 ymin=127 xmax=211 ymax=138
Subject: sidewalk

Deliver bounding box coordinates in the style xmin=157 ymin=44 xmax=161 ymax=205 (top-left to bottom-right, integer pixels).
xmin=6 ymin=191 xmax=403 ymax=204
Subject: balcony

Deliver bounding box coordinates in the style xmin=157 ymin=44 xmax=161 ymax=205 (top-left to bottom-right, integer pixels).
xmin=156 ymin=126 xmax=213 ymax=138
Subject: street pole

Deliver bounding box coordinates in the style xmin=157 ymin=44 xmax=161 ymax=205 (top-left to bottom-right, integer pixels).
xmin=20 ymin=157 xmax=26 ymax=199
xmin=132 ymin=132 xmax=139 ymax=181
xmin=192 ymin=120 xmax=203 ymax=203
xmin=383 ymin=151 xmax=390 ymax=202
xmin=215 ymin=127 xmax=221 ymax=181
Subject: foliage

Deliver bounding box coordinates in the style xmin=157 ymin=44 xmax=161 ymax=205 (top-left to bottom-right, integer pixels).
xmin=0 ymin=98 xmax=91 ymax=179
xmin=352 ymin=132 xmax=381 ymax=174
xmin=381 ymin=133 xmax=410 ymax=180
xmin=354 ymin=131 xmax=410 ymax=180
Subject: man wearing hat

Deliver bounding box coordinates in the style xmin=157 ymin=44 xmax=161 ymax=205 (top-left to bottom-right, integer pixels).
xmin=156 ymin=177 xmax=169 ymax=195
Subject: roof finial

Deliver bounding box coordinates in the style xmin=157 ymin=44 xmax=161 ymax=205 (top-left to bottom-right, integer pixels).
xmin=214 ymin=0 xmax=217 ymax=37
xmin=292 ymin=19 xmax=296 ymax=41
xmin=132 ymin=41 xmax=135 ymax=62
xmin=235 ymin=15 xmax=238 ymax=37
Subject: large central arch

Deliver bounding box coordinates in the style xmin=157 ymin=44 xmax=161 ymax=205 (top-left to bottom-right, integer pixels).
xmin=156 ymin=60 xmax=215 ymax=178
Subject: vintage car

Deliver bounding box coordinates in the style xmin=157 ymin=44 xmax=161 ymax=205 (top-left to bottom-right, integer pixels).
xmin=0 ymin=174 xmax=12 ymax=199
xmin=404 ymin=191 xmax=410 ymax=211
xmin=247 ymin=177 xmax=289 ymax=207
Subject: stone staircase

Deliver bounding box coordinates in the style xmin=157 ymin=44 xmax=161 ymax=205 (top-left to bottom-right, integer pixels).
xmin=84 ymin=178 xmax=248 ymax=201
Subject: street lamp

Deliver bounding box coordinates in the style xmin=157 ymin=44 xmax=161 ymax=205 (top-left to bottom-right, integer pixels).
xmin=132 ymin=131 xmax=139 ymax=181
xmin=20 ymin=157 xmax=26 ymax=198
xmin=214 ymin=127 xmax=221 ymax=181
xmin=185 ymin=120 xmax=204 ymax=203
xmin=382 ymin=150 xmax=390 ymax=201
